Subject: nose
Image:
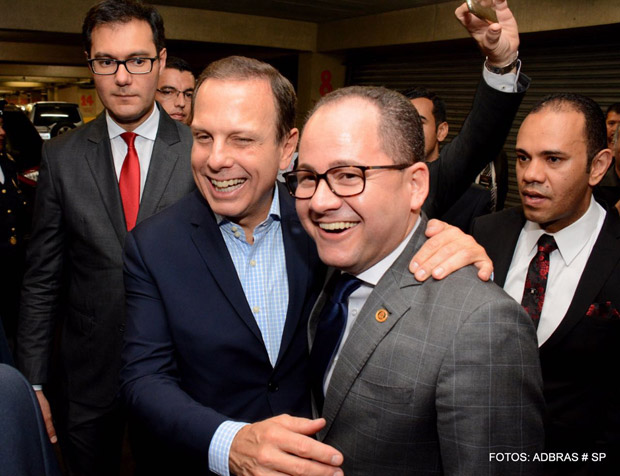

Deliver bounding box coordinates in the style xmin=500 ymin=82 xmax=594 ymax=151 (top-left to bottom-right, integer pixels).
xmin=308 ymin=177 xmax=342 ymax=214
xmin=174 ymin=92 xmax=186 ymax=109
xmin=207 ymin=138 xmax=233 ymax=171
xmin=114 ymin=63 xmax=133 ymax=86
xmin=520 ymin=157 xmax=546 ymax=184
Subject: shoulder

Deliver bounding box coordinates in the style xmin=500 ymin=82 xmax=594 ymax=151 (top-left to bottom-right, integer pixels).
xmin=132 ymin=190 xmax=208 ymax=243
xmin=42 ymin=116 xmax=103 ymax=158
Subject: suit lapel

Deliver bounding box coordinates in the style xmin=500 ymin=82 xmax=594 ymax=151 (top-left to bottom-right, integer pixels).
xmin=542 ymin=209 xmax=620 ymax=350
xmin=83 ymin=114 xmax=127 ymax=246
xmin=188 ymin=191 xmax=265 ymax=345
xmin=138 ymin=109 xmax=183 ymax=222
xmin=488 ymin=208 xmax=524 ymax=287
xmin=276 ymin=185 xmax=311 ymax=365
xmin=320 ymin=219 xmax=427 ymax=436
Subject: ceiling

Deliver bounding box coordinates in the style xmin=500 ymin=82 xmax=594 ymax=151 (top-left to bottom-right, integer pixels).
xmin=153 ymin=0 xmax=452 ymax=23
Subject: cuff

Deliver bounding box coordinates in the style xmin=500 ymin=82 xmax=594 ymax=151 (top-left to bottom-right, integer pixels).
xmin=208 ymin=420 xmax=249 ymax=476
xmin=482 ymin=61 xmax=522 ymax=93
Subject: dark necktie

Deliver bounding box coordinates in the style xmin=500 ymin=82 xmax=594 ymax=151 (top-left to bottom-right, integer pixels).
xmin=310 ymin=272 xmax=362 ymax=412
xmin=120 ymin=132 xmax=140 ymax=231
xmin=521 ymin=234 xmax=558 ymax=328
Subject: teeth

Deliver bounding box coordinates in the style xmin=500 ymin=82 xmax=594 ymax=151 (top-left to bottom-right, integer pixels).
xmin=211 ymin=178 xmax=245 ymax=191
xmin=319 ymin=222 xmax=357 ymax=231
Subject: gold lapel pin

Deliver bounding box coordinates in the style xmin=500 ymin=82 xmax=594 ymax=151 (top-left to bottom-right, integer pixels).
xmin=375 ymin=308 xmax=389 ymax=323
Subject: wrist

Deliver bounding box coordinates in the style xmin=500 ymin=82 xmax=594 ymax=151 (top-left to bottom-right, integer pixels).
xmin=485 ymin=51 xmax=519 ymax=75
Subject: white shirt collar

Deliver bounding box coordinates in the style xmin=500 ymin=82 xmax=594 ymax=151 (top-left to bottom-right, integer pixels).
xmin=521 ymin=196 xmax=605 ymax=267
xmin=356 ymin=216 xmax=421 ymax=286
xmin=105 ymin=104 xmax=159 ymax=141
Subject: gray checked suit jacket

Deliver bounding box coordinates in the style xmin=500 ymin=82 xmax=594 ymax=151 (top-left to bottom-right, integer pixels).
xmin=309 ymin=215 xmax=545 ymax=475
xmin=17 ymin=105 xmax=195 ymax=406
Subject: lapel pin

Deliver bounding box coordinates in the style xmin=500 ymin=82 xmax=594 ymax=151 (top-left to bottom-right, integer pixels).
xmin=375 ymin=309 xmax=389 ymax=323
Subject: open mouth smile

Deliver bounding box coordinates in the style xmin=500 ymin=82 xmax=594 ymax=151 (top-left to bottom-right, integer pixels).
xmin=210 ymin=178 xmax=246 ymax=192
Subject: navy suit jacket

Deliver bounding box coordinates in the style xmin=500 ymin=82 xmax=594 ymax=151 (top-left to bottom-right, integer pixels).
xmin=121 ymin=184 xmax=326 ymax=472
xmin=472 ymin=205 xmax=620 ymax=474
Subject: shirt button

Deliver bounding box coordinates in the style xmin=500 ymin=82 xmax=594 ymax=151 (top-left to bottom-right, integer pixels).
xmin=231 ymin=226 xmax=238 ymax=232
xmin=351 ymin=309 xmax=358 ymax=316
xmin=250 ymin=260 xmax=256 ymax=267
xmin=253 ymin=306 xmax=260 ymax=313
xmin=234 ymin=231 xmax=241 ymax=238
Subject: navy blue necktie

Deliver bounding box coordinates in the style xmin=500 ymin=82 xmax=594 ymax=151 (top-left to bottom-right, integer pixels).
xmin=310 ymin=272 xmax=362 ymax=412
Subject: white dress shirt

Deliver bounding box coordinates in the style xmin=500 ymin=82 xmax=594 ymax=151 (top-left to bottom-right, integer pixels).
xmin=106 ymin=105 xmax=159 ymax=199
xmin=504 ymin=198 xmax=606 ymax=346
xmin=323 ymin=219 xmax=420 ymax=393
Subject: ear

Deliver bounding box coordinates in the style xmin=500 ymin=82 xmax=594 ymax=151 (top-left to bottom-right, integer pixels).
xmin=436 ymin=121 xmax=449 ymax=143
xmin=588 ymin=148 xmax=612 ymax=187
xmin=158 ymin=48 xmax=167 ymax=74
xmin=408 ymin=162 xmax=430 ymax=212
xmin=279 ymin=128 xmax=299 ymax=171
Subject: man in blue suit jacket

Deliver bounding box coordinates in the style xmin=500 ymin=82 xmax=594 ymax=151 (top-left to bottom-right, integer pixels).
xmin=121 ymin=4 xmax=529 ymax=473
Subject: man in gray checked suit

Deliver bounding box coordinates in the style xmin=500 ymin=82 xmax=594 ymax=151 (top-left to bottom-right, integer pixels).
xmin=287 ymin=85 xmax=545 ymax=475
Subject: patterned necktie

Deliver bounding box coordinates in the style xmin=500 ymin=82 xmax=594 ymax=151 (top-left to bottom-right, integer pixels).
xmin=310 ymin=272 xmax=362 ymax=412
xmin=520 ymin=234 xmax=558 ymax=328
xmin=119 ymin=132 xmax=140 ymax=231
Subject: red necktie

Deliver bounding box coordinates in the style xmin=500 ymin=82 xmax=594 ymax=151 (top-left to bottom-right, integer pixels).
xmin=520 ymin=234 xmax=558 ymax=328
xmin=119 ymin=132 xmax=140 ymax=231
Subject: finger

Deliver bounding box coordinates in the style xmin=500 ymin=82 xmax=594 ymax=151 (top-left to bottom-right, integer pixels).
xmin=424 ymin=219 xmax=449 ymax=238
xmin=276 ymin=430 xmax=343 ymax=467
xmin=278 ymin=415 xmax=327 ymax=436
xmin=35 ymin=391 xmax=58 ymax=443
xmin=271 ymin=451 xmax=344 ymax=476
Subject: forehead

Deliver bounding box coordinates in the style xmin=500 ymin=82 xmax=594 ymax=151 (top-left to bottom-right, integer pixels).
xmin=301 ymin=98 xmax=384 ymax=163
xmin=159 ymin=68 xmax=195 ymax=88
xmin=193 ymin=78 xmax=277 ymax=128
xmin=607 ymin=111 xmax=620 ymax=121
xmin=89 ymin=19 xmax=156 ymax=56
xmin=410 ymin=97 xmax=434 ymax=119
xmin=518 ymin=108 xmax=588 ymax=156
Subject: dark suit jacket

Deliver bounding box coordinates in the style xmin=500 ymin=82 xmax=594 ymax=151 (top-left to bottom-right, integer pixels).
xmin=17 ymin=106 xmax=195 ymax=406
xmin=473 ymin=205 xmax=620 ymax=474
xmin=120 ymin=185 xmax=326 ymax=472
xmin=423 ymin=74 xmax=530 ymax=219
xmin=311 ymin=215 xmax=545 ymax=475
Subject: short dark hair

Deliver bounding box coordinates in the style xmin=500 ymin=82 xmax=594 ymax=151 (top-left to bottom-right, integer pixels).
xmin=529 ymin=93 xmax=607 ymax=168
xmin=82 ymin=0 xmax=166 ymax=56
xmin=401 ymin=87 xmax=447 ymax=129
xmin=165 ymin=56 xmax=194 ymax=76
xmin=305 ymin=86 xmax=424 ymax=166
xmin=192 ymin=56 xmax=296 ymax=144
xmin=606 ymin=102 xmax=620 ymax=117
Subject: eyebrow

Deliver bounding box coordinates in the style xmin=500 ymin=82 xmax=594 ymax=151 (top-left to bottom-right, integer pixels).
xmin=92 ymin=50 xmax=154 ymax=58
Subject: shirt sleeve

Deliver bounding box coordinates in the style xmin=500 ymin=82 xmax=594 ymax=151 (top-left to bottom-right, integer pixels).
xmin=482 ymin=60 xmax=522 ymax=93
xmin=208 ymin=420 xmax=249 ymax=476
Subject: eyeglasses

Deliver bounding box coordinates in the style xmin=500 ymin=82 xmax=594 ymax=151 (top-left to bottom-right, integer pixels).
xmin=156 ymin=87 xmax=194 ymax=101
xmin=87 ymin=56 xmax=159 ymax=75
xmin=283 ymin=164 xmax=410 ymax=199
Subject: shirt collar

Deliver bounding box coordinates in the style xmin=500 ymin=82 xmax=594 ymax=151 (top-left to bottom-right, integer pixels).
xmin=356 ymin=216 xmax=421 ymax=286
xmin=105 ymin=103 xmax=160 ymax=141
xmin=522 ymin=196 xmax=604 ymax=266
xmin=215 ymin=183 xmax=281 ymax=226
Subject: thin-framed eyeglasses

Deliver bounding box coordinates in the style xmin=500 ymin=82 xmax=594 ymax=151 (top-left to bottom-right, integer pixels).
xmin=156 ymin=87 xmax=194 ymax=101
xmin=87 ymin=56 xmax=159 ymax=75
xmin=283 ymin=164 xmax=411 ymax=199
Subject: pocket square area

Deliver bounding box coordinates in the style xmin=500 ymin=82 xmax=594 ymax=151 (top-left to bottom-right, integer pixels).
xmin=586 ymin=301 xmax=620 ymax=319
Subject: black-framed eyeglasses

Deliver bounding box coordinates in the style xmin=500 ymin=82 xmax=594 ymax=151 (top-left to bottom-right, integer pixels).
xmin=283 ymin=164 xmax=410 ymax=199
xmin=156 ymin=87 xmax=194 ymax=100
xmin=87 ymin=56 xmax=159 ymax=75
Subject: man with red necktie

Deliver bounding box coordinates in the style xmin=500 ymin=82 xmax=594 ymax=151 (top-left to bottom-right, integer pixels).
xmin=473 ymin=93 xmax=620 ymax=475
xmin=16 ymin=1 xmax=194 ymax=474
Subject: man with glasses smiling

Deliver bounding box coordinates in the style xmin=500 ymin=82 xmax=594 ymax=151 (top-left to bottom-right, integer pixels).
xmin=156 ymin=56 xmax=196 ymax=124
xmin=16 ymin=1 xmax=194 ymax=474
xmin=291 ymin=85 xmax=544 ymax=475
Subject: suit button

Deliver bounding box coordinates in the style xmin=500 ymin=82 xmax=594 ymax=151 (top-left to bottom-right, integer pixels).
xmin=268 ymin=381 xmax=279 ymax=392
xmin=118 ymin=324 xmax=126 ymax=332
